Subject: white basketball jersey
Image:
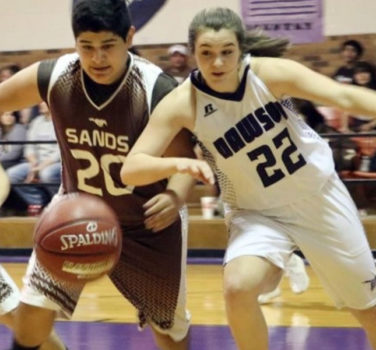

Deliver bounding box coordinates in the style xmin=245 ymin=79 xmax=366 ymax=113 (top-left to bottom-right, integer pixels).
xmin=192 ymin=55 xmax=335 ymax=210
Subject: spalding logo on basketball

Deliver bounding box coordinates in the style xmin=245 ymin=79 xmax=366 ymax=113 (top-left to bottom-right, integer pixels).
xmin=33 ymin=193 xmax=122 ymax=283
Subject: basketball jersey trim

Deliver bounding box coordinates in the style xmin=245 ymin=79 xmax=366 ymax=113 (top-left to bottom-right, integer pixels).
xmin=38 ymin=58 xmax=58 ymax=102
xmin=81 ymin=54 xmax=134 ymax=111
xmin=47 ymin=53 xmax=80 ymax=106
xmin=190 ymin=66 xmax=249 ymax=102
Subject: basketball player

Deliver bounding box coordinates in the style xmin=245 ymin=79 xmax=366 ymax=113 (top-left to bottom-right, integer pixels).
xmin=121 ymin=7 xmax=376 ymax=350
xmin=0 ymin=167 xmax=66 ymax=350
xmin=0 ymin=163 xmax=19 ymax=329
xmin=0 ymin=1 xmax=195 ymax=349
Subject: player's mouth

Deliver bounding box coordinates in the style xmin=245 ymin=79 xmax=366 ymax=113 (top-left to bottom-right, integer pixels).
xmin=90 ymin=66 xmax=111 ymax=76
xmin=211 ymin=72 xmax=225 ymax=78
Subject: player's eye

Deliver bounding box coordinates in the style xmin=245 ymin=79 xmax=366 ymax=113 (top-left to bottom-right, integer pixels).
xmin=200 ymin=50 xmax=212 ymax=57
xmin=102 ymin=44 xmax=114 ymax=50
xmin=222 ymin=50 xmax=233 ymax=56
xmin=81 ymin=45 xmax=94 ymax=51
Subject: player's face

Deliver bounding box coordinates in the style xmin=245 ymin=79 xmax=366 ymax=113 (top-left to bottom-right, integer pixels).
xmin=76 ymin=29 xmax=134 ymax=85
xmin=194 ymin=28 xmax=242 ymax=93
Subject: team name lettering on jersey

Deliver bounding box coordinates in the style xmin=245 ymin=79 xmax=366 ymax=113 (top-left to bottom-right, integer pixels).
xmin=213 ymin=101 xmax=287 ymax=159
xmin=66 ymin=128 xmax=130 ymax=153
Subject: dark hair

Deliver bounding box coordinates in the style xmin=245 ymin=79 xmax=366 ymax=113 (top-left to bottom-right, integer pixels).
xmin=353 ymin=61 xmax=376 ymax=90
xmin=128 ymin=46 xmax=141 ymax=56
xmin=342 ymin=40 xmax=364 ymax=57
xmin=12 ymin=111 xmax=21 ymax=124
xmin=72 ymin=0 xmax=132 ymax=39
xmin=188 ymin=7 xmax=289 ymax=58
xmin=0 ymin=64 xmax=21 ymax=75
xmin=0 ymin=111 xmax=20 ymax=125
xmin=292 ymin=98 xmax=324 ymax=130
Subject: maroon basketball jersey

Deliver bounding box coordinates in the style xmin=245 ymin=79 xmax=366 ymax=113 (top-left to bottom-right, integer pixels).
xmin=39 ymin=53 xmax=176 ymax=226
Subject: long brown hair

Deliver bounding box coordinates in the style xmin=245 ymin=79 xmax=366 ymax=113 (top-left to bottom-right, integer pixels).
xmin=188 ymin=7 xmax=290 ymax=58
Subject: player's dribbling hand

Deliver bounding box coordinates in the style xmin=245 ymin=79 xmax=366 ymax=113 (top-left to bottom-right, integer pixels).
xmin=143 ymin=190 xmax=180 ymax=232
xmin=176 ymin=159 xmax=215 ymax=185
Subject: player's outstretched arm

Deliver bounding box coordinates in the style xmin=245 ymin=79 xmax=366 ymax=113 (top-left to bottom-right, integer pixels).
xmin=256 ymin=57 xmax=376 ymax=118
xmin=121 ymin=86 xmax=215 ymax=186
xmin=123 ymin=153 xmax=214 ymax=186
xmin=0 ymin=62 xmax=42 ymax=113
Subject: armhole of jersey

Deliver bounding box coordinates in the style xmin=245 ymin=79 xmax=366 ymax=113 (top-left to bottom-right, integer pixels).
xmin=150 ymin=72 xmax=178 ymax=113
xmin=37 ymin=59 xmax=58 ymax=103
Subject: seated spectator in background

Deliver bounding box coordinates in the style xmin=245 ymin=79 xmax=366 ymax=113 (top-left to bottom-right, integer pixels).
xmin=293 ymin=98 xmax=357 ymax=171
xmin=6 ymin=102 xmax=61 ymax=209
xmin=348 ymin=61 xmax=376 ymax=132
xmin=293 ymin=98 xmax=328 ymax=133
xmin=333 ymin=40 xmax=364 ymax=84
xmin=0 ymin=111 xmax=26 ymax=169
xmin=0 ymin=65 xmax=20 ymax=83
xmin=129 ymin=46 xmax=141 ymax=56
xmin=164 ymin=44 xmax=192 ymax=84
xmin=353 ymin=61 xmax=376 ymax=90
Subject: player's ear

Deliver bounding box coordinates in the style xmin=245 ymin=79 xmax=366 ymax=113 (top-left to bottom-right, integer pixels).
xmin=125 ymin=26 xmax=136 ymax=47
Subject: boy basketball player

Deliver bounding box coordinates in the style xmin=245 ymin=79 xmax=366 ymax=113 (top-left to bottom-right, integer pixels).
xmin=0 ymin=1 xmax=195 ymax=349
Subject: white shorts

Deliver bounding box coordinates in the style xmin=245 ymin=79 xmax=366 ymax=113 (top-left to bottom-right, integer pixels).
xmin=224 ymin=173 xmax=376 ymax=310
xmin=20 ymin=207 xmax=191 ymax=342
xmin=0 ymin=264 xmax=20 ymax=315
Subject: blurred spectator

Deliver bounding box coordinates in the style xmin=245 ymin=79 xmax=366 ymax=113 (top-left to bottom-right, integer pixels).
xmin=353 ymin=61 xmax=376 ymax=89
xmin=129 ymin=46 xmax=141 ymax=56
xmin=293 ymin=98 xmax=356 ymax=171
xmin=6 ymin=102 xmax=61 ymax=209
xmin=348 ymin=61 xmax=376 ymax=132
xmin=0 ymin=111 xmax=27 ymax=169
xmin=333 ymin=40 xmax=364 ymax=84
xmin=0 ymin=64 xmax=21 ymax=83
xmin=164 ymin=44 xmax=192 ymax=84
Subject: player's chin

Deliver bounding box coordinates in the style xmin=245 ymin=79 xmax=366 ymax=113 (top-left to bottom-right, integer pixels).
xmin=88 ymin=71 xmax=113 ymax=85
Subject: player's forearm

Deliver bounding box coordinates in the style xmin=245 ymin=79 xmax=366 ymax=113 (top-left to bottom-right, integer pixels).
xmin=167 ymin=173 xmax=196 ymax=207
xmin=338 ymin=85 xmax=376 ymax=119
xmin=121 ymin=153 xmax=179 ymax=186
xmin=0 ymin=63 xmax=42 ymax=112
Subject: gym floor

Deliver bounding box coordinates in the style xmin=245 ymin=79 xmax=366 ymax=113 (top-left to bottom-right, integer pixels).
xmin=0 ymin=257 xmax=371 ymax=350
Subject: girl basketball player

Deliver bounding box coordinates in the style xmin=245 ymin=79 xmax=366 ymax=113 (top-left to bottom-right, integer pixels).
xmin=122 ymin=7 xmax=376 ymax=350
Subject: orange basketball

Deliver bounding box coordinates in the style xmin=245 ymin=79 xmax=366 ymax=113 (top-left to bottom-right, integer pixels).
xmin=33 ymin=193 xmax=122 ymax=283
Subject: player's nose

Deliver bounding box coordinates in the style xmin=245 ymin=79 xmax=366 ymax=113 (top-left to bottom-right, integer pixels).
xmin=92 ymin=49 xmax=106 ymax=64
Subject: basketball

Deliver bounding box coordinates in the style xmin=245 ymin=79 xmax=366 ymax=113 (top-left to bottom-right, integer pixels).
xmin=33 ymin=193 xmax=122 ymax=283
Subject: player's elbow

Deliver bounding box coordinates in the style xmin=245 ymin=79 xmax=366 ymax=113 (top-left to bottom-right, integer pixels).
xmin=120 ymin=155 xmax=141 ymax=186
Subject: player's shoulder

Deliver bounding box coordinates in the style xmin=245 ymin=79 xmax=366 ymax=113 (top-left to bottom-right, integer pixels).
xmin=157 ymin=79 xmax=195 ymax=124
xmin=39 ymin=52 xmax=80 ymax=81
xmin=163 ymin=79 xmax=192 ymax=108
xmin=131 ymin=53 xmax=162 ymax=76
xmin=51 ymin=52 xmax=80 ymax=69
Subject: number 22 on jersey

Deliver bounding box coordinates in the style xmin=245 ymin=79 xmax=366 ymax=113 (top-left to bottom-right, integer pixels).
xmin=247 ymin=128 xmax=307 ymax=187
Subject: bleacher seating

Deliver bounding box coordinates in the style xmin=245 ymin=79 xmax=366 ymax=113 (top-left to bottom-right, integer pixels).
xmin=2 ymin=184 xmax=376 ymax=251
